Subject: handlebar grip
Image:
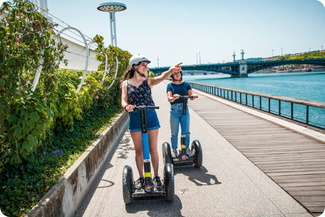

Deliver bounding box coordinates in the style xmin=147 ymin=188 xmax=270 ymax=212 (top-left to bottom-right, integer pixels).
xmin=134 ymin=105 xmax=160 ymax=110
xmin=179 ymin=95 xmax=198 ymax=99
xmin=145 ymin=105 xmax=160 ymax=109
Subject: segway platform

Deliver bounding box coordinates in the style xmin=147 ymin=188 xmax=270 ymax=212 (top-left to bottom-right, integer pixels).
xmin=133 ymin=187 xmax=165 ymax=197
xmin=162 ymin=140 xmax=203 ymax=168
xmin=171 ymin=153 xmax=196 ymax=166
xmin=123 ymin=163 xmax=174 ymax=204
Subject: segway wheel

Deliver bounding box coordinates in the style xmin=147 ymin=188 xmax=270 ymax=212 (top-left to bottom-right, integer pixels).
xmin=122 ymin=165 xmax=133 ymax=204
xmin=162 ymin=142 xmax=172 ymax=164
xmin=164 ymin=163 xmax=174 ymax=202
xmin=191 ymin=140 xmax=203 ymax=168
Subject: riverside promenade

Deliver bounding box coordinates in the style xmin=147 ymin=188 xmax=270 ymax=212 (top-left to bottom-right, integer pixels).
xmin=75 ymin=82 xmax=324 ymax=217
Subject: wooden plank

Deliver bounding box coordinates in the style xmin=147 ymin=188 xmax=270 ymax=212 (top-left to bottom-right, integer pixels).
xmin=189 ymin=91 xmax=325 ymax=216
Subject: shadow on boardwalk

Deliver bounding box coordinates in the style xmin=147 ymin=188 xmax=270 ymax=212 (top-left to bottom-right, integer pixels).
xmin=174 ymin=165 xmax=222 ymax=186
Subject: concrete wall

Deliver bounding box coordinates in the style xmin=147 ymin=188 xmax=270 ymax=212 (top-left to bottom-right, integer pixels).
xmin=55 ymin=36 xmax=101 ymax=72
xmin=26 ymin=112 xmax=128 ymax=217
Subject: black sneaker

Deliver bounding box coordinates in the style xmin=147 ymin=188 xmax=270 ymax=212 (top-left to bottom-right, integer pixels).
xmin=153 ymin=176 xmax=162 ymax=188
xmin=135 ymin=177 xmax=144 ymax=189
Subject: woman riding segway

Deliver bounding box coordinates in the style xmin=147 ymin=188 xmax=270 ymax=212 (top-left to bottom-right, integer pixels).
xmin=162 ymin=69 xmax=202 ymax=168
xmin=166 ymin=70 xmax=198 ymax=159
xmin=121 ymin=54 xmax=181 ymax=203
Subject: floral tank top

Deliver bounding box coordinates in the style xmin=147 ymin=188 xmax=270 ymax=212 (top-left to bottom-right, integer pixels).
xmin=127 ymin=79 xmax=155 ymax=106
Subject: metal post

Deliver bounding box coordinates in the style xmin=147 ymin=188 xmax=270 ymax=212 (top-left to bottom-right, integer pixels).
xmin=97 ymin=2 xmax=126 ymax=47
xmin=109 ymin=12 xmax=115 ymax=46
xmin=306 ymin=105 xmax=309 ymax=125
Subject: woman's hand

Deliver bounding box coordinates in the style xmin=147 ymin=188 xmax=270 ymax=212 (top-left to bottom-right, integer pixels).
xmin=190 ymin=94 xmax=198 ymax=100
xmin=124 ymin=104 xmax=136 ymax=112
xmin=173 ymin=94 xmax=180 ymax=100
xmin=168 ymin=62 xmax=183 ymax=74
xmin=149 ymin=62 xmax=183 ymax=87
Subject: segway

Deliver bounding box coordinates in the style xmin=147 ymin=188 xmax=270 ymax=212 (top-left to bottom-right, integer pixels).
xmin=162 ymin=95 xmax=203 ymax=168
xmin=122 ymin=105 xmax=175 ymax=205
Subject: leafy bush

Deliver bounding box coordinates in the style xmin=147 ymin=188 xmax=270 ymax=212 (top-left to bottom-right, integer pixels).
xmin=0 ymin=1 xmax=132 ymax=216
xmin=0 ymin=104 xmax=122 ymax=217
xmin=0 ymin=0 xmax=130 ymax=168
xmin=0 ymin=0 xmax=66 ymax=167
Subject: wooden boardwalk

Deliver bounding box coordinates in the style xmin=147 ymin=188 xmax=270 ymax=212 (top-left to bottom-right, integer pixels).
xmin=189 ymin=90 xmax=325 ymax=216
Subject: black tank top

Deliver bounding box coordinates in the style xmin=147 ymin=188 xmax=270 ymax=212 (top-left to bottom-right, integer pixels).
xmin=127 ymin=79 xmax=155 ymax=106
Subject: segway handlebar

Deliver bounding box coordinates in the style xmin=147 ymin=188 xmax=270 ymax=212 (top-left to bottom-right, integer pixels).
xmin=133 ymin=105 xmax=160 ymax=134
xmin=179 ymin=95 xmax=198 ymax=99
xmin=177 ymin=95 xmax=198 ymax=115
xmin=133 ymin=105 xmax=160 ymax=110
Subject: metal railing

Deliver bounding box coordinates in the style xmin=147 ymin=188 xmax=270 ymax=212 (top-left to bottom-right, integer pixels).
xmin=189 ymin=82 xmax=325 ymax=129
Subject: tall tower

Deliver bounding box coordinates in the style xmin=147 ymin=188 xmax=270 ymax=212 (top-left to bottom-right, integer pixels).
xmin=97 ymin=2 xmax=127 ymax=47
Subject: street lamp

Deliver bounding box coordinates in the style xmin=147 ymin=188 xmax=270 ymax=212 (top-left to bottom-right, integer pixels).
xmin=97 ymin=2 xmax=127 ymax=47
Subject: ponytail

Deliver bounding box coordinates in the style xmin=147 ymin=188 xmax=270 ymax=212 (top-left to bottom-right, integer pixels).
xmin=122 ymin=68 xmax=136 ymax=81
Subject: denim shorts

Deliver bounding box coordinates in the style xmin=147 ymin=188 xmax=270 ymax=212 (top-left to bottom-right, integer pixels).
xmin=128 ymin=109 xmax=160 ymax=132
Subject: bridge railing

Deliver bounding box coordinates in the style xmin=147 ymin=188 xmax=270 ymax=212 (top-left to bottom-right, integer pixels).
xmin=189 ymin=82 xmax=325 ymax=129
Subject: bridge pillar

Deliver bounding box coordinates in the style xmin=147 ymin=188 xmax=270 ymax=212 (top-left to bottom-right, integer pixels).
xmin=232 ymin=60 xmax=248 ymax=77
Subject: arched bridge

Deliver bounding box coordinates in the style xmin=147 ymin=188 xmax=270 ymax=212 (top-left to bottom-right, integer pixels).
xmin=150 ymin=58 xmax=325 ymax=76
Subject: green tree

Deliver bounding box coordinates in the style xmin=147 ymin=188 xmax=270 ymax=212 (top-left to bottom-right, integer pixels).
xmin=277 ymin=50 xmax=325 ymax=60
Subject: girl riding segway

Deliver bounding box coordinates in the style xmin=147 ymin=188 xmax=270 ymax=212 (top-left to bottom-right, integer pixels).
xmin=121 ymin=54 xmax=181 ymax=201
xmin=166 ymin=70 xmax=198 ymax=160
xmin=163 ymin=69 xmax=202 ymax=168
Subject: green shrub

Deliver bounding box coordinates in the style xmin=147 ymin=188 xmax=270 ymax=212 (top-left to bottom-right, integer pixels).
xmin=0 ymin=0 xmax=130 ymax=168
xmin=0 ymin=0 xmax=66 ymax=166
xmin=0 ymin=1 xmax=132 ymax=216
xmin=0 ymin=104 xmax=122 ymax=216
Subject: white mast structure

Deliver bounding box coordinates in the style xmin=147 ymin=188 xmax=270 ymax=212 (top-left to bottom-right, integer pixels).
xmin=97 ymin=2 xmax=127 ymax=47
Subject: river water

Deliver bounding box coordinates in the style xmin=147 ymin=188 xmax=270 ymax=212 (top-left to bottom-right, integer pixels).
xmin=183 ymin=71 xmax=325 ymax=128
xmin=183 ymin=71 xmax=325 ymax=103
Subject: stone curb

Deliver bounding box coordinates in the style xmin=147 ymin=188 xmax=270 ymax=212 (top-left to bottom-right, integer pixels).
xmin=26 ymin=111 xmax=128 ymax=217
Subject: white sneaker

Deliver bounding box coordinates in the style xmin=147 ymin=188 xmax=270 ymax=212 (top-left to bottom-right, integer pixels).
xmin=186 ymin=148 xmax=193 ymax=157
xmin=171 ymin=149 xmax=177 ymax=158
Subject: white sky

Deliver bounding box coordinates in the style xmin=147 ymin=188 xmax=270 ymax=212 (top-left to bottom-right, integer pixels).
xmin=2 ymin=0 xmax=325 ymax=67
